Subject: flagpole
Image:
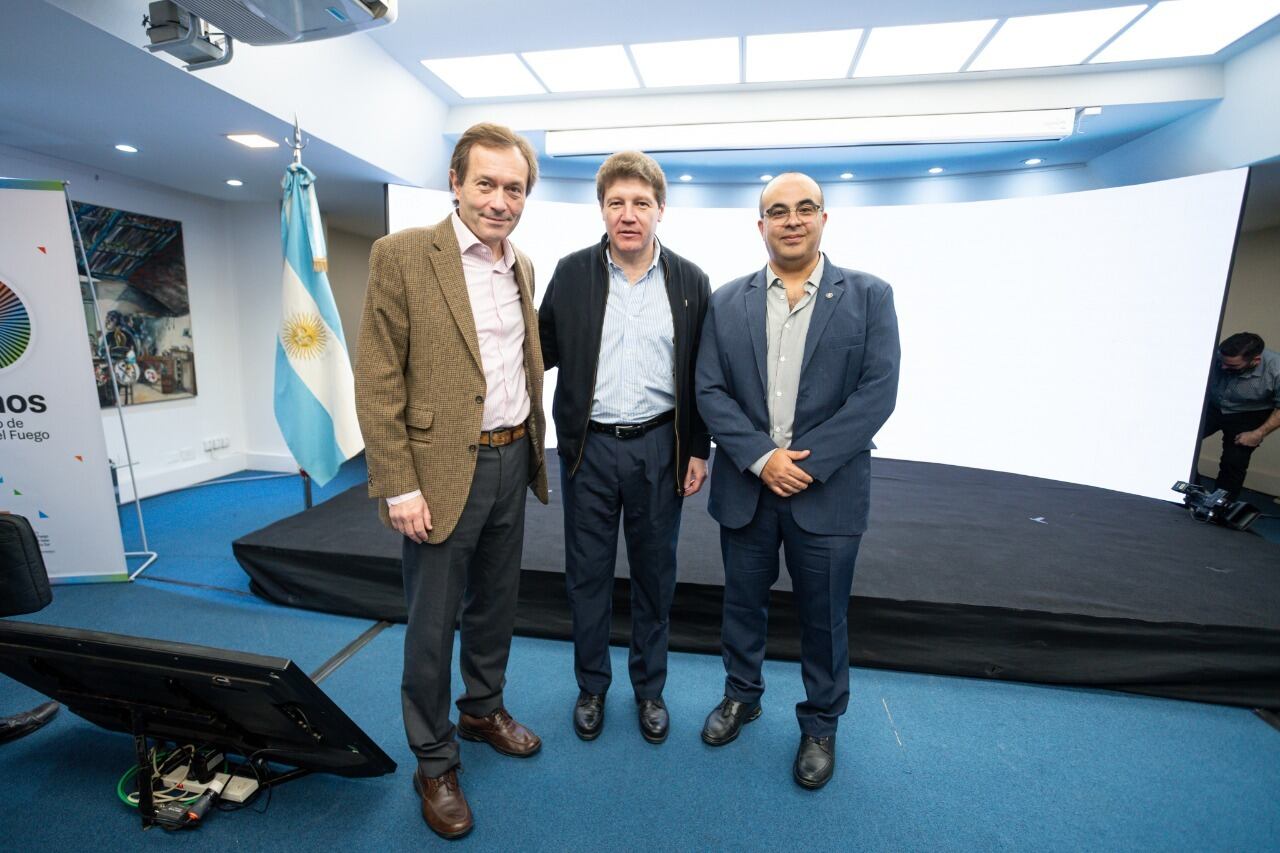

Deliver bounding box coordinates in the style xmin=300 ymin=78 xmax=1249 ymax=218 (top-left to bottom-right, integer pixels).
xmin=288 ymin=117 xmax=313 ymax=511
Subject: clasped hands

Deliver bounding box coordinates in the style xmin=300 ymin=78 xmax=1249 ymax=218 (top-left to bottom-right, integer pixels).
xmin=761 ymin=448 xmax=813 ymax=497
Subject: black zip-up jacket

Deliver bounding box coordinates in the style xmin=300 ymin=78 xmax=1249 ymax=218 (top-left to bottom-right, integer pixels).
xmin=538 ymin=236 xmax=712 ymax=490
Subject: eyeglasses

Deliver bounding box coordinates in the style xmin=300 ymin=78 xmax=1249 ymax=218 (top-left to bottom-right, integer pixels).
xmin=763 ymin=202 xmax=822 ymax=223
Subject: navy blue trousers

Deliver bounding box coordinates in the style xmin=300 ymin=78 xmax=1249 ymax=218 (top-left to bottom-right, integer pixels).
xmin=560 ymin=422 xmax=682 ymax=699
xmin=720 ymin=487 xmax=861 ymax=738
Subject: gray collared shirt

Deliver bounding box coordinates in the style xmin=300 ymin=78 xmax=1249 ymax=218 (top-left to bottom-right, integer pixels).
xmin=1210 ymin=348 xmax=1280 ymax=413
xmin=591 ymin=239 xmax=676 ymax=423
xmin=749 ymin=255 xmax=826 ymax=476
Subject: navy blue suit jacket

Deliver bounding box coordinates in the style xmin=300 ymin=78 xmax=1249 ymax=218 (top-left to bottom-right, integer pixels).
xmin=695 ymin=258 xmax=900 ymax=535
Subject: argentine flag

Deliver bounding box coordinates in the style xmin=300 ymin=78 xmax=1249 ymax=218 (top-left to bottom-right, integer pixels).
xmin=274 ymin=163 xmax=363 ymax=485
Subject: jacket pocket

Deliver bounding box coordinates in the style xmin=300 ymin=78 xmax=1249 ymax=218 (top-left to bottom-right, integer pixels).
xmin=406 ymin=406 xmax=433 ymax=442
xmin=825 ymin=333 xmax=865 ymax=349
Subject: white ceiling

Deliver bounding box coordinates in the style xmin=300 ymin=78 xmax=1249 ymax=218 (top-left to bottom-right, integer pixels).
xmin=371 ymin=0 xmax=1280 ymax=105
xmin=0 ymin=1 xmax=398 ymax=236
xmin=4 ymin=0 xmax=1279 ymax=235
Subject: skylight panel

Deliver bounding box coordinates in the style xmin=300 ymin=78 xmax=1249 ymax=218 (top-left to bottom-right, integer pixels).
xmin=420 ymin=54 xmax=546 ymax=98
xmin=968 ymin=6 xmax=1147 ymax=71
xmin=744 ymin=29 xmax=863 ymax=83
xmin=852 ymin=19 xmax=998 ymax=78
xmin=520 ymin=45 xmax=639 ymax=93
xmin=629 ymin=37 xmax=741 ymax=87
xmin=1091 ymin=0 xmax=1280 ymax=63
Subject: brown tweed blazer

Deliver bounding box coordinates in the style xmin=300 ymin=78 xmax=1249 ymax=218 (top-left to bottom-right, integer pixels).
xmin=354 ymin=215 xmax=548 ymax=543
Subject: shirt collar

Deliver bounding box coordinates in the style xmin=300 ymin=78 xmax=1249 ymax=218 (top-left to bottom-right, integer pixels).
xmin=452 ymin=211 xmax=515 ymax=271
xmin=766 ymin=254 xmax=825 ymax=292
xmin=606 ymin=237 xmax=662 ymax=276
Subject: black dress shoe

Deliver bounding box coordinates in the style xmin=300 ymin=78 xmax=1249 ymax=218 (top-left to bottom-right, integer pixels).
xmin=700 ymin=696 xmax=761 ymax=746
xmin=637 ymin=697 xmax=669 ymax=744
xmin=793 ymin=734 xmax=836 ymax=789
xmin=0 ymin=701 xmax=59 ymax=745
xmin=573 ymin=691 xmax=605 ymax=741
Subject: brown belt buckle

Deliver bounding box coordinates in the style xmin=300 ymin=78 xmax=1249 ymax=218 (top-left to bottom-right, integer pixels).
xmin=490 ymin=427 xmax=513 ymax=447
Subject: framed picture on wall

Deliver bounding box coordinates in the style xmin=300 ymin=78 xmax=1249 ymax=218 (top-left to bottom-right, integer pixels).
xmin=72 ymin=201 xmax=198 ymax=408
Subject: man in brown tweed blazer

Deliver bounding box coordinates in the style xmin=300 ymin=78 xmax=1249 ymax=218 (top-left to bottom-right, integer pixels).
xmin=354 ymin=123 xmax=547 ymax=840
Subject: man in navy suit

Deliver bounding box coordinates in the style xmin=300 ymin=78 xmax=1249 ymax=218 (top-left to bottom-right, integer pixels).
xmin=695 ymin=172 xmax=900 ymax=789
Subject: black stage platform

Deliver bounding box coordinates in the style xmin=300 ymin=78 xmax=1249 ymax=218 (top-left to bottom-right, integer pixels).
xmin=234 ymin=455 xmax=1280 ymax=709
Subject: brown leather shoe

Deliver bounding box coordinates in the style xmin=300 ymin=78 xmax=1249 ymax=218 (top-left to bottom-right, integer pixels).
xmin=457 ymin=707 xmax=542 ymax=757
xmin=413 ymin=767 xmax=473 ymax=839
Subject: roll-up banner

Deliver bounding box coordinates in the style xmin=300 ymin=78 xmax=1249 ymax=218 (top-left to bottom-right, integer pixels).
xmin=0 ymin=178 xmax=126 ymax=581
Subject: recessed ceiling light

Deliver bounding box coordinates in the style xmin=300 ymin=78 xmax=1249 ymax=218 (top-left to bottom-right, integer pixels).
xmin=760 ymin=174 xmax=774 ymax=182
xmin=853 ymin=19 xmax=997 ymax=78
xmin=520 ymin=45 xmax=639 ymax=92
xmin=629 ymin=37 xmax=740 ymax=87
xmin=1092 ymin=0 xmax=1280 ymax=63
xmin=1023 ymin=158 xmax=1044 ymax=166
xmin=225 ymin=133 xmax=279 ymax=149
xmin=928 ymin=166 xmax=945 ymax=174
xmin=421 ymin=54 xmax=545 ymax=98
xmin=679 ymin=174 xmax=693 ymax=182
xmin=114 ymin=144 xmax=138 ymax=153
xmin=225 ymin=179 xmax=243 ymax=187
xmin=744 ymin=29 xmax=863 ymax=83
xmin=968 ymin=6 xmax=1146 ymax=71
xmin=840 ymin=172 xmax=854 ymax=180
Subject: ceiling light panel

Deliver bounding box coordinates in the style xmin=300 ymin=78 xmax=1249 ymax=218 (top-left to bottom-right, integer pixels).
xmin=521 ymin=45 xmax=639 ymax=92
xmin=853 ymin=19 xmax=998 ymax=78
xmin=969 ymin=6 xmax=1147 ymax=71
xmin=744 ymin=29 xmax=863 ymax=83
xmin=420 ymin=54 xmax=545 ymax=98
xmin=629 ymin=37 xmax=740 ymax=87
xmin=225 ymin=133 xmax=278 ymax=148
xmin=1092 ymin=0 xmax=1280 ymax=63
xmin=545 ymin=109 xmax=1076 ymax=156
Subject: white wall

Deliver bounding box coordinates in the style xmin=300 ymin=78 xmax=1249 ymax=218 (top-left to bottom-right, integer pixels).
xmin=325 ymin=226 xmax=375 ymax=359
xmin=0 ymin=143 xmax=275 ymax=500
xmin=232 ymin=217 xmax=375 ymax=473
xmin=1199 ymin=225 xmax=1280 ymax=495
xmin=535 ymin=164 xmax=1101 ymax=215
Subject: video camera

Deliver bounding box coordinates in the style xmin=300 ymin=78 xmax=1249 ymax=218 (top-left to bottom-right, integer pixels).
xmin=1171 ymin=481 xmax=1260 ymax=531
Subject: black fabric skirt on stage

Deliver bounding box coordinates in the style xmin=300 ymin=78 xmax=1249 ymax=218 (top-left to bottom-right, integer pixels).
xmin=234 ymin=454 xmax=1280 ymax=710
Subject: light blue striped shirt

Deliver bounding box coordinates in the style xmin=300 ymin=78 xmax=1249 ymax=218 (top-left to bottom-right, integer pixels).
xmin=590 ymin=240 xmax=675 ymax=423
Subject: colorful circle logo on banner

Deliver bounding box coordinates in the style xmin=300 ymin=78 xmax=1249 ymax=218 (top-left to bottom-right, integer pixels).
xmin=0 ymin=278 xmax=34 ymax=371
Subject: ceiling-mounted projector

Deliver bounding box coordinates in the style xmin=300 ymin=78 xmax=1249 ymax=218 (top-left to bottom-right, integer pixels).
xmin=145 ymin=0 xmax=396 ymax=70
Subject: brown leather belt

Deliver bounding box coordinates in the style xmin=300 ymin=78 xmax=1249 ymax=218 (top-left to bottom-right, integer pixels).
xmin=478 ymin=423 xmax=527 ymax=447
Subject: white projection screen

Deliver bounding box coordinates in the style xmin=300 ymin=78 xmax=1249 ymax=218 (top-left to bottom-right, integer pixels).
xmin=386 ymin=169 xmax=1247 ymax=501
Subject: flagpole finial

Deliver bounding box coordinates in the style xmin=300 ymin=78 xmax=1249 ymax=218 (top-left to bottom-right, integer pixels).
xmin=287 ymin=115 xmax=307 ymax=165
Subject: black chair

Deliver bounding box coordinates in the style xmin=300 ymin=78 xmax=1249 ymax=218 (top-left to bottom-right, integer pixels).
xmin=0 ymin=514 xmax=59 ymax=743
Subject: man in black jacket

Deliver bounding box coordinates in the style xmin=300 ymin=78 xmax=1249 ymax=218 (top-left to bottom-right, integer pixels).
xmin=538 ymin=151 xmax=711 ymax=744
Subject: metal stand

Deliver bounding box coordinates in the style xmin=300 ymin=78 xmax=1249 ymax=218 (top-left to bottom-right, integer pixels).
xmin=66 ymin=188 xmax=158 ymax=579
xmin=300 ymin=469 xmax=313 ymax=509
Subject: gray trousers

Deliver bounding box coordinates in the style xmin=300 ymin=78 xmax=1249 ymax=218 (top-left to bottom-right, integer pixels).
xmin=401 ymin=435 xmax=529 ymax=776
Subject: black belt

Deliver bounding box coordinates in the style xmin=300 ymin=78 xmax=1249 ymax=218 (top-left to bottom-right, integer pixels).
xmin=588 ymin=410 xmax=674 ymax=440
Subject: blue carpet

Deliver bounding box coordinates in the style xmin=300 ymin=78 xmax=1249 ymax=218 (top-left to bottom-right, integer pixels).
xmin=0 ymin=460 xmax=1275 ymax=849
xmin=116 ymin=456 xmax=370 ymax=590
